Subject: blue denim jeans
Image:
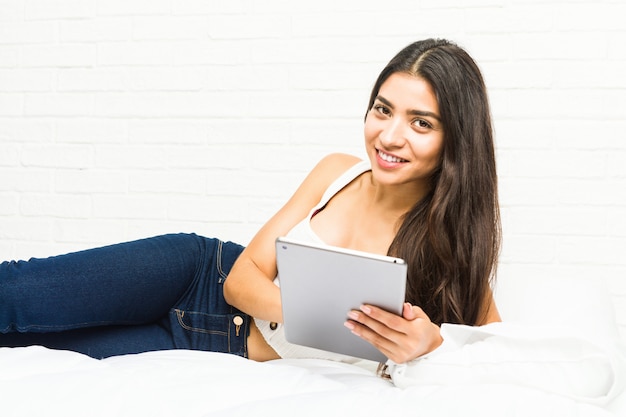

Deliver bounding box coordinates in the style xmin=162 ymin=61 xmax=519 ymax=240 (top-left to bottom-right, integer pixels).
xmin=0 ymin=233 xmax=250 ymax=359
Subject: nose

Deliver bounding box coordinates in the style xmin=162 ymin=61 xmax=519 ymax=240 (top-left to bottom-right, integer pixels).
xmin=379 ymin=119 xmax=405 ymax=148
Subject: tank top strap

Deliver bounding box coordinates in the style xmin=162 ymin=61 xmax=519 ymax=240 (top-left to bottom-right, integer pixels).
xmin=314 ymin=159 xmax=371 ymax=210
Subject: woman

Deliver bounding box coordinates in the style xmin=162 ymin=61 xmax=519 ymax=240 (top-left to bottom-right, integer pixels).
xmin=0 ymin=38 xmax=501 ymax=366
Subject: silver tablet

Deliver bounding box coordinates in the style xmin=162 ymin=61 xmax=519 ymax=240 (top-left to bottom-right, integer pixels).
xmin=275 ymin=237 xmax=407 ymax=362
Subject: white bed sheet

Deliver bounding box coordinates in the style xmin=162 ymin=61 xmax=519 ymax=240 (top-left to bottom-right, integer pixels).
xmin=1 ymin=275 xmax=625 ymax=417
xmin=1 ymin=325 xmax=624 ymax=417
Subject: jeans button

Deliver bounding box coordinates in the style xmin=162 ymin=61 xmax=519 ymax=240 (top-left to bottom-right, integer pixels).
xmin=233 ymin=315 xmax=243 ymax=336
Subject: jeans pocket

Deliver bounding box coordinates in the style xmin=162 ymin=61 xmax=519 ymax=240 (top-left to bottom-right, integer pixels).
xmin=169 ymin=308 xmax=248 ymax=356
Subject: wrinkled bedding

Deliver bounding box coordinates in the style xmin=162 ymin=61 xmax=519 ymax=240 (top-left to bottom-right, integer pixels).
xmin=2 ymin=274 xmax=625 ymax=416
xmin=1 ymin=322 xmax=624 ymax=417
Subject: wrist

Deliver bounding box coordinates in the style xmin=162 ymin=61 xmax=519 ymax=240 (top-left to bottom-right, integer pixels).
xmin=426 ymin=323 xmax=444 ymax=355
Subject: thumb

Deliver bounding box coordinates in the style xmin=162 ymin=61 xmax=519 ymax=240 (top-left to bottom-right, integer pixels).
xmin=402 ymin=303 xmax=429 ymax=321
xmin=402 ymin=302 xmax=418 ymax=320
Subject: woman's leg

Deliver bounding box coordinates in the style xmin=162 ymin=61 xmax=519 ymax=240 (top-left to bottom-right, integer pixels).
xmin=0 ymin=233 xmax=236 ymax=358
xmin=0 ymin=323 xmax=178 ymax=358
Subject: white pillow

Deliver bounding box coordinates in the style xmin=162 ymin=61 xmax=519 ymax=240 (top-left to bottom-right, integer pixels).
xmin=494 ymin=274 xmax=619 ymax=343
xmin=389 ymin=322 xmax=624 ymax=405
xmin=389 ymin=276 xmax=626 ymax=405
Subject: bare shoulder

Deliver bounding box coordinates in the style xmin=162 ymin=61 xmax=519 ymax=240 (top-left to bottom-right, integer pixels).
xmin=307 ymin=153 xmax=363 ymax=186
xmin=278 ymin=153 xmax=362 ymax=219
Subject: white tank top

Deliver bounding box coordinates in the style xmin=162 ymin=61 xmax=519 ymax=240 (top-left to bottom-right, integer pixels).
xmin=254 ymin=160 xmax=372 ymax=363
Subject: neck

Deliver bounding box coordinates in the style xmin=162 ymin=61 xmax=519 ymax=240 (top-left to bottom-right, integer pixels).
xmin=366 ymin=175 xmax=429 ymax=220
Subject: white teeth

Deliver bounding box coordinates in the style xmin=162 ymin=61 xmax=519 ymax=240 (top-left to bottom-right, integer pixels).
xmin=378 ymin=150 xmax=405 ymax=163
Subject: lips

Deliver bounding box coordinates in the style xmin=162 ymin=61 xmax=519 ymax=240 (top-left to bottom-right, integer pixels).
xmin=377 ymin=149 xmax=407 ymax=163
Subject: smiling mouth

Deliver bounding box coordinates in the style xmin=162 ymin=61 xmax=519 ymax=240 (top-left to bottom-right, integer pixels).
xmin=377 ymin=149 xmax=408 ymax=163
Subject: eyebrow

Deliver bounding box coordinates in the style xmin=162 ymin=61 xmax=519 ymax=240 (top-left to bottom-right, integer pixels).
xmin=376 ymin=95 xmax=441 ymax=122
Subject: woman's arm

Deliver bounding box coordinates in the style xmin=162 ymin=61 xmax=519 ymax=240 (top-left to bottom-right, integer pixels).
xmin=223 ymin=153 xmax=361 ymax=323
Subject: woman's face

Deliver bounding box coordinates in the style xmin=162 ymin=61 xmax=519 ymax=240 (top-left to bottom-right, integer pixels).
xmin=364 ymin=72 xmax=444 ymax=189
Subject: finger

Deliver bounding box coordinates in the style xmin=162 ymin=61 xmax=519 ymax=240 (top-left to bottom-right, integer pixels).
xmin=344 ymin=316 xmax=399 ymax=356
xmin=347 ymin=308 xmax=408 ymax=349
xmin=346 ymin=318 xmax=422 ymax=363
xmin=348 ymin=305 xmax=441 ymax=363
xmin=345 ymin=309 xmax=397 ymax=340
xmin=358 ymin=304 xmax=410 ymax=334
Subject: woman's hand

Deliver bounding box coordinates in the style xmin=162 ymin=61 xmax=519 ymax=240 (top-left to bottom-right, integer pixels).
xmin=344 ymin=302 xmax=443 ymax=364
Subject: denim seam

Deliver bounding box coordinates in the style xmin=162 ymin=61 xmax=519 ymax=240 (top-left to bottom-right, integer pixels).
xmin=174 ymin=309 xmax=228 ymax=337
xmin=216 ymin=240 xmax=228 ymax=283
xmin=3 ymin=319 xmax=143 ymax=333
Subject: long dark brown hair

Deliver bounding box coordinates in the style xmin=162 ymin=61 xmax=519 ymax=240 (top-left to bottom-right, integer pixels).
xmin=367 ymin=39 xmax=501 ymax=326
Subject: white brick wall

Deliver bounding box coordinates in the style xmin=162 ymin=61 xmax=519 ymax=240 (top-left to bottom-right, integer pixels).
xmin=1 ymin=0 xmax=625 ymax=343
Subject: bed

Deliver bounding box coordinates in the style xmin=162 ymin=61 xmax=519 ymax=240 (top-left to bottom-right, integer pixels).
xmin=2 ymin=274 xmax=625 ymax=417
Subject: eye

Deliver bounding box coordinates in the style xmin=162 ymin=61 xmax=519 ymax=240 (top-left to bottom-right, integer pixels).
xmin=372 ymin=104 xmax=391 ymax=117
xmin=413 ymin=118 xmax=433 ymax=130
